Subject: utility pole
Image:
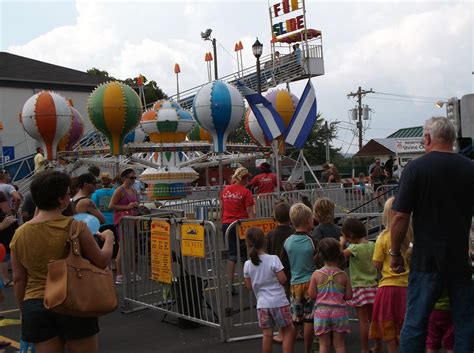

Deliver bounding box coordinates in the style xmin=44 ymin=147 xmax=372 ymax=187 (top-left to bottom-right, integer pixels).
xmin=347 ymin=86 xmax=374 ymax=150
xmin=325 ymin=121 xmax=330 ymax=163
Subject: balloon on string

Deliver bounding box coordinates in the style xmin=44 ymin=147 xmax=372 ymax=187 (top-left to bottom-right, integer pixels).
xmin=20 ymin=91 xmax=73 ymax=160
xmin=87 ymin=81 xmax=142 ymax=155
xmin=73 ymin=213 xmax=101 ymax=235
xmin=0 ymin=244 xmax=6 ymax=262
xmin=58 ymin=106 xmax=85 ymax=152
xmin=192 ymin=81 xmax=245 ymax=152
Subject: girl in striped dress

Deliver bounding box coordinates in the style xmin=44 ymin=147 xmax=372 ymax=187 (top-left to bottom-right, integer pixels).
xmin=309 ymin=238 xmax=352 ymax=353
xmin=340 ymin=218 xmax=380 ymax=353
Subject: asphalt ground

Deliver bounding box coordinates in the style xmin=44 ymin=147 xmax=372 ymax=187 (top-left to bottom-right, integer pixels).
xmin=0 ymin=284 xmax=372 ymax=353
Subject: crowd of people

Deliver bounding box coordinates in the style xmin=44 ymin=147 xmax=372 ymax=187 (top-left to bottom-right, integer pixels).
xmin=1 ymin=117 xmax=472 ymax=353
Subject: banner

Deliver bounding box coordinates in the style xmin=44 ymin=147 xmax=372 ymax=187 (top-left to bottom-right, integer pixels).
xmin=237 ymin=218 xmax=277 ymax=240
xmin=181 ymin=223 xmax=205 ymax=258
xmin=150 ymin=220 xmax=172 ymax=284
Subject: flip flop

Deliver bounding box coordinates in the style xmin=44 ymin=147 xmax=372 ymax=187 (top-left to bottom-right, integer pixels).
xmin=3 ymin=280 xmax=12 ymax=287
xmin=272 ymin=335 xmax=283 ymax=344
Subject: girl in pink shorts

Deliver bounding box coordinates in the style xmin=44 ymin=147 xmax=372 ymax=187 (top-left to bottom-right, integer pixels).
xmin=309 ymin=238 xmax=352 ymax=353
xmin=244 ymin=227 xmax=295 ymax=353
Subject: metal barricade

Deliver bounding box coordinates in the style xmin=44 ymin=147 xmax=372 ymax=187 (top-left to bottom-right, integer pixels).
xmin=159 ymin=198 xmax=218 ymax=221
xmin=334 ymin=212 xmax=383 ymax=240
xmin=281 ymin=189 xmax=314 ymax=206
xmin=254 ymin=193 xmax=279 ymax=218
xmin=120 ymin=216 xmax=226 ymax=340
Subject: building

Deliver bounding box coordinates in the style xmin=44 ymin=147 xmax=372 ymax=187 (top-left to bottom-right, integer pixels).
xmin=0 ymin=52 xmax=108 ymax=161
xmin=355 ymin=126 xmax=424 ymax=167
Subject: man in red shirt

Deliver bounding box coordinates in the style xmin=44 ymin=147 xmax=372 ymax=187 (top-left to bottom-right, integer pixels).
xmin=249 ymin=162 xmax=279 ymax=195
xmin=221 ymin=167 xmax=255 ymax=294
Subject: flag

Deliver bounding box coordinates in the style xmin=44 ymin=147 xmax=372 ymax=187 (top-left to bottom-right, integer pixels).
xmin=285 ymin=80 xmax=317 ymax=149
xmin=237 ymin=83 xmax=285 ymax=140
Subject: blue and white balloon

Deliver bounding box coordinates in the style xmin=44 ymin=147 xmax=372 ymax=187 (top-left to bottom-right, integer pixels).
xmin=124 ymin=126 xmax=147 ymax=144
xmin=192 ymin=81 xmax=245 ymax=152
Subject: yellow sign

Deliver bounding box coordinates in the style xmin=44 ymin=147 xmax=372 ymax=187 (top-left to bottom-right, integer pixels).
xmin=150 ymin=220 xmax=172 ymax=284
xmin=181 ymin=223 xmax=205 ymax=258
xmin=237 ymin=218 xmax=277 ymax=240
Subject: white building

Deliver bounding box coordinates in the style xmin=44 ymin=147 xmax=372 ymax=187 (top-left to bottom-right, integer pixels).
xmin=0 ymin=52 xmax=108 ymax=161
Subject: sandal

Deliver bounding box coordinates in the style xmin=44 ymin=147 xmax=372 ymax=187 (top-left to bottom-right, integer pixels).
xmin=3 ymin=280 xmax=12 ymax=287
xmin=272 ymin=335 xmax=283 ymax=344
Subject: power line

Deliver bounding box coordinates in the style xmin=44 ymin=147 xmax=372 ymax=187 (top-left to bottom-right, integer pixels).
xmin=366 ymin=96 xmax=439 ymax=104
xmin=374 ymin=91 xmax=448 ymax=100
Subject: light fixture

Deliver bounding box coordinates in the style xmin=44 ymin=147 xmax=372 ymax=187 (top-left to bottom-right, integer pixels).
xmin=252 ymin=38 xmax=263 ymax=59
xmin=435 ymin=101 xmax=445 ymax=108
xmin=201 ymin=28 xmax=212 ymax=40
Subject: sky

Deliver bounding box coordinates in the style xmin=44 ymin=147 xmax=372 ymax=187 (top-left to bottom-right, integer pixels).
xmin=1 ymin=0 xmax=473 ymax=154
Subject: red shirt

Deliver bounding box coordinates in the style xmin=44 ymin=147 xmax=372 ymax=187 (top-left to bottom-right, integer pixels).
xmin=221 ymin=184 xmax=254 ymax=224
xmin=249 ymin=172 xmax=278 ymax=194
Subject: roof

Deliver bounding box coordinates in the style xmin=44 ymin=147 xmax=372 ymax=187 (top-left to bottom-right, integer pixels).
xmin=355 ymin=138 xmax=424 ymax=157
xmin=387 ymin=126 xmax=423 ymax=138
xmin=0 ymin=52 xmax=108 ymax=91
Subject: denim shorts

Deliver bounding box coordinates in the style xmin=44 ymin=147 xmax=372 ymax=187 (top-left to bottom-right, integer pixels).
xmin=222 ymin=224 xmax=247 ymax=262
xmin=22 ymin=299 xmax=99 ymax=342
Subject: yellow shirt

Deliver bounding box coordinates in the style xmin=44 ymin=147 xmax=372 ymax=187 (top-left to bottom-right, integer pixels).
xmin=10 ymin=217 xmax=72 ymax=300
xmin=373 ymin=229 xmax=409 ymax=287
xmin=34 ymin=153 xmax=45 ymax=173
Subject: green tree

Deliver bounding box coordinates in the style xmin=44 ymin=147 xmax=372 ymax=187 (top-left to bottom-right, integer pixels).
xmin=285 ymin=115 xmax=342 ymax=165
xmin=87 ymin=69 xmax=167 ymax=104
xmin=228 ymin=116 xmax=252 ymax=143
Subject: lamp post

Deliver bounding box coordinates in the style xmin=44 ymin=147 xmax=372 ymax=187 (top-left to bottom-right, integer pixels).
xmin=201 ymin=28 xmax=218 ymax=80
xmin=252 ymin=38 xmax=263 ymax=94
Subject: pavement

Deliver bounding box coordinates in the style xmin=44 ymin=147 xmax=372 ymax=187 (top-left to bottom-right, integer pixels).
xmin=0 ymin=284 xmax=369 ymax=353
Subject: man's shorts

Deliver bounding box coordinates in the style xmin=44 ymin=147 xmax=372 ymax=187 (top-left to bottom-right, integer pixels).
xmin=290 ymin=282 xmax=315 ymax=324
xmin=257 ymin=305 xmax=293 ymax=329
xmin=222 ymin=224 xmax=247 ymax=262
xmin=426 ymin=309 xmax=454 ymax=350
xmin=22 ymin=299 xmax=99 ymax=343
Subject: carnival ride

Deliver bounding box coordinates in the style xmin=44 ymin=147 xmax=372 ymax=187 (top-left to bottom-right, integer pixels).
xmin=10 ymin=25 xmax=324 ymax=200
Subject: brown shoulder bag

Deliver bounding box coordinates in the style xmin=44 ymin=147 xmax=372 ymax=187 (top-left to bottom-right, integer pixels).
xmin=43 ymin=220 xmax=118 ymax=317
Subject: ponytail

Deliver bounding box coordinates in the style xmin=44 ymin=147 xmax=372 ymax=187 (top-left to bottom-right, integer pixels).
xmin=245 ymin=227 xmax=266 ymax=266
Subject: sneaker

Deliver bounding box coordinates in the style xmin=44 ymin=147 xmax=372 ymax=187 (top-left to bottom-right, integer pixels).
xmin=115 ymin=275 xmax=123 ymax=285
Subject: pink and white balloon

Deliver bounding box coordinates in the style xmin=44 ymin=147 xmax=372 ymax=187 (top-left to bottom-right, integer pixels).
xmin=21 ymin=91 xmax=73 ymax=160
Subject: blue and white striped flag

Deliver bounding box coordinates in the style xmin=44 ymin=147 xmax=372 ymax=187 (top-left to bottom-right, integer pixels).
xmin=284 ymin=80 xmax=317 ymax=149
xmin=237 ymin=83 xmax=285 ymax=141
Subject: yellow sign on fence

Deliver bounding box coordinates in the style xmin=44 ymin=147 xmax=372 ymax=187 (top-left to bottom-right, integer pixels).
xmin=237 ymin=218 xmax=277 ymax=240
xmin=181 ymin=223 xmax=205 ymax=258
xmin=150 ymin=220 xmax=172 ymax=284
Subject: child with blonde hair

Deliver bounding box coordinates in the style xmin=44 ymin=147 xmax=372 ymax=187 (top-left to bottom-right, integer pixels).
xmin=309 ymin=238 xmax=352 ymax=353
xmin=244 ymin=227 xmax=295 ymax=353
xmin=369 ymin=197 xmax=412 ymax=353
xmin=341 ymin=218 xmax=380 ymax=353
xmin=281 ymin=203 xmax=317 ymax=353
xmin=312 ymin=198 xmax=341 ymax=242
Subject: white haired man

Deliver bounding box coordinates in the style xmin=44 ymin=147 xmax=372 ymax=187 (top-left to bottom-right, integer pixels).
xmin=390 ymin=117 xmax=474 ymax=352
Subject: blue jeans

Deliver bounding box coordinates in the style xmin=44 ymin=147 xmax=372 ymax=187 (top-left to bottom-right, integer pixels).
xmin=400 ymin=271 xmax=474 ymax=353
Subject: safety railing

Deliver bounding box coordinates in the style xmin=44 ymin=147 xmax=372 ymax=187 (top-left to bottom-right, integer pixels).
xmin=120 ymin=216 xmax=226 ymax=339
xmin=159 ymin=198 xmax=219 ymax=221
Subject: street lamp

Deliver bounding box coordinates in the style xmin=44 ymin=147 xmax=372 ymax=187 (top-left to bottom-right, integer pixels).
xmin=201 ymin=28 xmax=218 ymax=80
xmin=252 ymin=38 xmax=263 ymax=94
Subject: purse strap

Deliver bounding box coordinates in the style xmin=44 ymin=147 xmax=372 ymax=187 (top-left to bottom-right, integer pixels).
xmin=67 ymin=220 xmax=83 ymax=257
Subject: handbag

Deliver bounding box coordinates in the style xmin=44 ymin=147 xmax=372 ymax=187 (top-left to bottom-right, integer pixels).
xmin=43 ymin=220 xmax=118 ymax=317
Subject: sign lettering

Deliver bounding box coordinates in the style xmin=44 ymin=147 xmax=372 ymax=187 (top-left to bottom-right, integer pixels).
xmin=237 ymin=218 xmax=277 ymax=240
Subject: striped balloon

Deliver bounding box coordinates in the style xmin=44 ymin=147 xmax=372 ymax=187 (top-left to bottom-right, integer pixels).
xmin=21 ymin=91 xmax=73 ymax=160
xmin=192 ymin=81 xmax=245 ymax=153
xmin=187 ymin=125 xmax=212 ymax=142
xmin=244 ymin=108 xmax=270 ymax=147
xmin=87 ymin=81 xmax=142 ymax=155
xmin=140 ymin=100 xmax=194 ymax=143
xmin=124 ymin=126 xmax=147 ymax=144
xmin=265 ymin=89 xmax=299 ymax=128
xmin=58 ymin=106 xmax=85 ymax=152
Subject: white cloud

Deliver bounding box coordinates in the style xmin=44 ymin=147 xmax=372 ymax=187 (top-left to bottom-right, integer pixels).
xmin=4 ymin=0 xmax=473 ymax=153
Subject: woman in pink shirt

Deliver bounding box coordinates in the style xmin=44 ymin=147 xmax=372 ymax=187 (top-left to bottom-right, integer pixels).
xmin=221 ymin=167 xmax=255 ymax=294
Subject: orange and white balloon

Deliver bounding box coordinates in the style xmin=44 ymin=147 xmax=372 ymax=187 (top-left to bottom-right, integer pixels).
xmin=21 ymin=91 xmax=73 ymax=160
